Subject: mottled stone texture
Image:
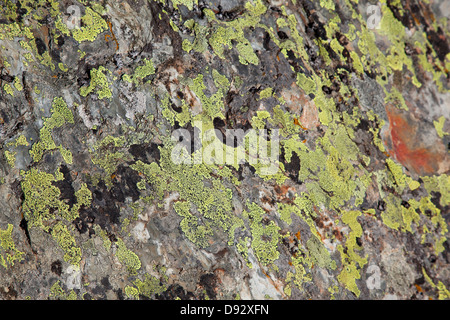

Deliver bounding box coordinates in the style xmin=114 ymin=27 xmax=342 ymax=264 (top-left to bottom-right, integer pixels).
xmin=0 ymin=0 xmax=449 ymax=300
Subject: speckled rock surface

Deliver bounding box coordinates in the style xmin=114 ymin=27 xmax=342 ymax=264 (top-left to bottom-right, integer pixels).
xmin=0 ymin=0 xmax=449 ymax=300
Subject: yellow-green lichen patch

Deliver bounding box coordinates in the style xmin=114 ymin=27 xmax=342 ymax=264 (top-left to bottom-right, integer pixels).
xmin=4 ymin=150 xmax=16 ymax=167
xmin=283 ymin=122 xmax=370 ymax=212
xmin=49 ymin=280 xmax=77 ymax=300
xmin=13 ymin=76 xmax=23 ymax=91
xmin=131 ymin=140 xmax=244 ymax=250
xmin=272 ymin=105 xmax=299 ymax=137
xmin=433 ymin=116 xmax=449 ymax=138
xmin=378 ymin=5 xmax=420 ymax=88
xmin=422 ymin=174 xmax=450 ymax=207
xmin=414 ymin=35 xmax=448 ymax=92
xmin=236 ymin=236 xmax=252 ymax=268
xmin=58 ymin=62 xmax=68 ymax=72
xmin=306 ymin=234 xmax=334 ymax=269
xmin=284 ymin=233 xmax=314 ymax=294
xmin=337 ymin=260 xmax=361 ymax=297
xmin=423 ymin=268 xmax=450 ymax=300
xmin=21 ymin=165 xmax=93 ymax=228
xmin=296 ymin=73 xmax=316 ymax=95
xmin=159 ymin=92 xmax=192 ymax=127
xmin=0 ymin=224 xmax=25 ymax=269
xmin=55 ymin=16 xmax=70 ymax=36
xmin=72 ymin=7 xmax=108 ymax=42
xmin=188 ymin=72 xmax=229 ymax=120
xmin=173 ymin=200 xmax=213 ymax=248
xmin=69 ymin=183 xmax=92 ymax=220
xmin=244 ymin=202 xmax=280 ymax=266
xmin=182 ymin=0 xmax=266 ymax=65
xmin=115 ymin=238 xmax=141 ymax=274
xmin=384 ymin=87 xmax=409 ymax=111
xmin=8 ymin=135 xmax=29 ymax=148
xmin=181 ymin=19 xmax=209 ymax=53
xmin=416 ymin=194 xmax=448 ymax=255
xmin=39 ymin=51 xmax=55 ymax=71
xmin=337 ymin=211 xmax=367 ymax=297
xmin=29 ymin=97 xmax=74 ymax=163
xmin=129 ymin=272 xmax=167 ymax=299
xmin=131 ymin=58 xmax=155 ymax=85
xmin=379 ymin=194 xmax=404 ymax=231
xmin=385 ymin=158 xmax=407 ymax=191
xmin=90 ymin=135 xmax=131 ymax=189
xmin=79 ymin=66 xmax=112 ymax=99
xmin=124 ymin=285 xmax=139 ymax=299
xmin=3 ymin=83 xmax=14 ymax=96
xmin=51 ymin=222 xmax=82 ymax=266
xmin=20 ymin=167 xmax=68 ymax=229
xmin=0 ymin=22 xmax=25 ymax=40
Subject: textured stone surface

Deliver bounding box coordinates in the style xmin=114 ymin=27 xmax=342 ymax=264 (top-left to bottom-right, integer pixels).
xmin=0 ymin=0 xmax=449 ymax=300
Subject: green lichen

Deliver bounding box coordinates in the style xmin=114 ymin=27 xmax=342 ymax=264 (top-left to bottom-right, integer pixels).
xmin=319 ymin=0 xmax=335 ymax=11
xmin=80 ymin=66 xmax=112 ymax=99
xmin=55 ymin=16 xmax=70 ymax=36
xmin=132 ymin=58 xmax=155 ymax=85
xmin=189 ymin=72 xmax=228 ymax=120
xmin=90 ymin=135 xmax=130 ymax=188
xmin=29 ymin=97 xmax=74 ymax=163
xmin=122 ymin=74 xmax=133 ymax=83
xmin=173 ymin=201 xmax=213 ymax=248
xmin=337 ymin=211 xmax=367 ymax=297
xmin=296 ymin=73 xmax=316 ymax=95
xmin=423 ymin=268 xmax=450 ymax=300
xmin=93 ymin=225 xmax=112 ymax=251
xmin=306 ymin=235 xmax=334 ymax=269
xmin=385 ymin=158 xmax=407 ymax=191
xmin=3 ymin=83 xmax=14 ymax=96
xmin=236 ymin=237 xmax=252 ymax=268
xmin=244 ymin=202 xmax=280 ymax=266
xmin=58 ymin=62 xmax=68 ymax=72
xmin=284 ymin=238 xmax=313 ymax=294
xmin=384 ymin=87 xmax=409 ymax=111
xmin=72 ymin=7 xmax=108 ymax=42
xmin=422 ymin=175 xmax=450 ymax=207
xmin=4 ymin=150 xmax=16 ymax=167
xmin=49 ymin=280 xmax=77 ymax=300
xmin=337 ymin=260 xmax=361 ymax=297
xmin=170 ymin=0 xmax=197 ymax=10
xmin=182 ymin=0 xmax=266 ymax=65
xmin=251 ymin=110 xmax=271 ymax=130
xmin=95 ymin=135 xmax=126 ymax=149
xmin=182 ymin=19 xmax=209 ymax=53
xmin=21 ymin=168 xmax=92 ymax=235
xmin=129 ymin=273 xmax=167 ymax=298
xmin=115 ymin=238 xmax=142 ymax=273
xmin=235 ymin=42 xmax=259 ymax=66
xmin=379 ymin=5 xmax=421 ymax=88
xmin=39 ymin=51 xmax=55 ymax=71
xmin=433 ymin=116 xmax=449 ymax=138
xmin=258 ymin=87 xmax=273 ymax=100
xmin=0 ymin=22 xmax=24 ymax=40
xmin=11 ymin=135 xmax=29 ymax=147
xmin=21 ymin=167 xmax=67 ymax=228
xmin=51 ymin=222 xmax=81 ymax=266
xmin=131 ymin=139 xmax=244 ymax=250
xmin=70 ymin=183 xmax=92 ymax=220
xmin=124 ymin=285 xmax=139 ymax=299
xmin=0 ymin=224 xmax=25 ymax=269
xmin=13 ymin=76 xmax=23 ymax=91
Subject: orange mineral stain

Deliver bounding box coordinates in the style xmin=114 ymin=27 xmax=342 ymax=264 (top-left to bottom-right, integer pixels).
xmin=385 ymin=104 xmax=444 ymax=176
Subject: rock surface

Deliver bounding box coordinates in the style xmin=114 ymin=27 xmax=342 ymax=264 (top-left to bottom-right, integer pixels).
xmin=0 ymin=0 xmax=449 ymax=300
